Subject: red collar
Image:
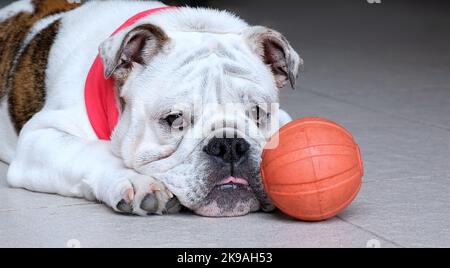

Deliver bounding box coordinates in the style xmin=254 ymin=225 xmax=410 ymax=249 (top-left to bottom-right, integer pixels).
xmin=85 ymin=6 xmax=175 ymax=140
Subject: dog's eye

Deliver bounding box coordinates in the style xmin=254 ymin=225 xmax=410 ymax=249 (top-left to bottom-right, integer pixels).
xmin=164 ymin=112 xmax=186 ymax=131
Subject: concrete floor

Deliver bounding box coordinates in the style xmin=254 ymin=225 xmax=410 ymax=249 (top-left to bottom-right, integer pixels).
xmin=1 ymin=0 xmax=450 ymax=247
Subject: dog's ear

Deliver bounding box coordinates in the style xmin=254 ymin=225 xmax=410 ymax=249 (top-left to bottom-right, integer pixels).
xmin=244 ymin=26 xmax=303 ymax=89
xmin=99 ymin=24 xmax=169 ymax=80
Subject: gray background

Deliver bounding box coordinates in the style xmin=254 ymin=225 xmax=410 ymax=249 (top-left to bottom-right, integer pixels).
xmin=1 ymin=0 xmax=450 ymax=247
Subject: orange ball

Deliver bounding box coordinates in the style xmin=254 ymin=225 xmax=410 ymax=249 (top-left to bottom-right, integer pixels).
xmin=261 ymin=117 xmax=364 ymax=221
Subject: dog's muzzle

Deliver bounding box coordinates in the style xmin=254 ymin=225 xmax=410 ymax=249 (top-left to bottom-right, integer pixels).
xmin=194 ymin=137 xmax=261 ymax=217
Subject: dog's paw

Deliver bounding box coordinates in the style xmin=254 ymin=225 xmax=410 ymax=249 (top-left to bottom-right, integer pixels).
xmin=112 ymin=175 xmax=181 ymax=216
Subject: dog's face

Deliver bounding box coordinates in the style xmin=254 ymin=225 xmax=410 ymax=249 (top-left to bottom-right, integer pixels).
xmin=100 ymin=18 xmax=302 ymax=217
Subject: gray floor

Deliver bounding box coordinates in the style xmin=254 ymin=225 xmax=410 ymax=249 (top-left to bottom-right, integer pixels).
xmin=1 ymin=0 xmax=450 ymax=248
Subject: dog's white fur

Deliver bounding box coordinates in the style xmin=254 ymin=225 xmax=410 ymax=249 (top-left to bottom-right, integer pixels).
xmin=0 ymin=98 xmax=16 ymax=162
xmin=0 ymin=0 xmax=300 ymax=217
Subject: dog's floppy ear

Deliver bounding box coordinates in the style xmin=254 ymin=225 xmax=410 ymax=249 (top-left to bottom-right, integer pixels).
xmin=99 ymin=24 xmax=169 ymax=80
xmin=244 ymin=26 xmax=303 ymax=89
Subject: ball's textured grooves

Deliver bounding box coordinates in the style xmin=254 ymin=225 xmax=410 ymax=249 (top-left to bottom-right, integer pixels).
xmin=261 ymin=117 xmax=364 ymax=221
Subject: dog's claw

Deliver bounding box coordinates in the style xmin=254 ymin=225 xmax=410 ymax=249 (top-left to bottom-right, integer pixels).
xmin=113 ymin=175 xmax=175 ymax=216
xmin=141 ymin=193 xmax=158 ymax=214
xmin=117 ymin=199 xmax=133 ymax=213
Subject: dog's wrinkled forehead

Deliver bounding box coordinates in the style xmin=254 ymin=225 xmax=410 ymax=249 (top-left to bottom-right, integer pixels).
xmin=128 ymin=31 xmax=278 ymax=106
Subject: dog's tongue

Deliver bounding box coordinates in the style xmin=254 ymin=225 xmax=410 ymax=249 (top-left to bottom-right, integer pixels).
xmin=218 ymin=177 xmax=249 ymax=186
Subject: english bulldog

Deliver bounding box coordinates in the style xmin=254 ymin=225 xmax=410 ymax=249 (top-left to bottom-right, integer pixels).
xmin=0 ymin=0 xmax=302 ymax=217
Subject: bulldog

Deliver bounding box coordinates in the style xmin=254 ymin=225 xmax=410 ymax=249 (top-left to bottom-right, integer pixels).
xmin=0 ymin=0 xmax=302 ymax=217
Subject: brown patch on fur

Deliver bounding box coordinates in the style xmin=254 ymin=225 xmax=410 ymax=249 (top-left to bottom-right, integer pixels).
xmin=0 ymin=0 xmax=79 ymax=131
xmin=31 ymin=0 xmax=79 ymax=17
xmin=8 ymin=20 xmax=60 ymax=132
xmin=0 ymin=14 xmax=34 ymax=100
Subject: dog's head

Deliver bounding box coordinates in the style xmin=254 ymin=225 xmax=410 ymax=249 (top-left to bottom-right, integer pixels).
xmin=101 ymin=8 xmax=302 ymax=217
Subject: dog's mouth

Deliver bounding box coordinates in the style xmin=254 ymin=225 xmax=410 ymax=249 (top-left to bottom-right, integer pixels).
xmin=194 ymin=175 xmax=261 ymax=217
xmin=214 ymin=176 xmax=251 ymax=191
xmin=209 ymin=176 xmax=254 ymax=199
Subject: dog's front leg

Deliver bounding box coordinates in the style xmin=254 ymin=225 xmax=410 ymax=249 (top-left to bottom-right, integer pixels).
xmin=7 ymin=127 xmax=180 ymax=215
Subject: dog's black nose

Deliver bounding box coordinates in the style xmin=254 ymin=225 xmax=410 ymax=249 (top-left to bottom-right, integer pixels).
xmin=204 ymin=138 xmax=250 ymax=163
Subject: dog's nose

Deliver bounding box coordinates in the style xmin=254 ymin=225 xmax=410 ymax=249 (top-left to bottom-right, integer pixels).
xmin=204 ymin=138 xmax=250 ymax=163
